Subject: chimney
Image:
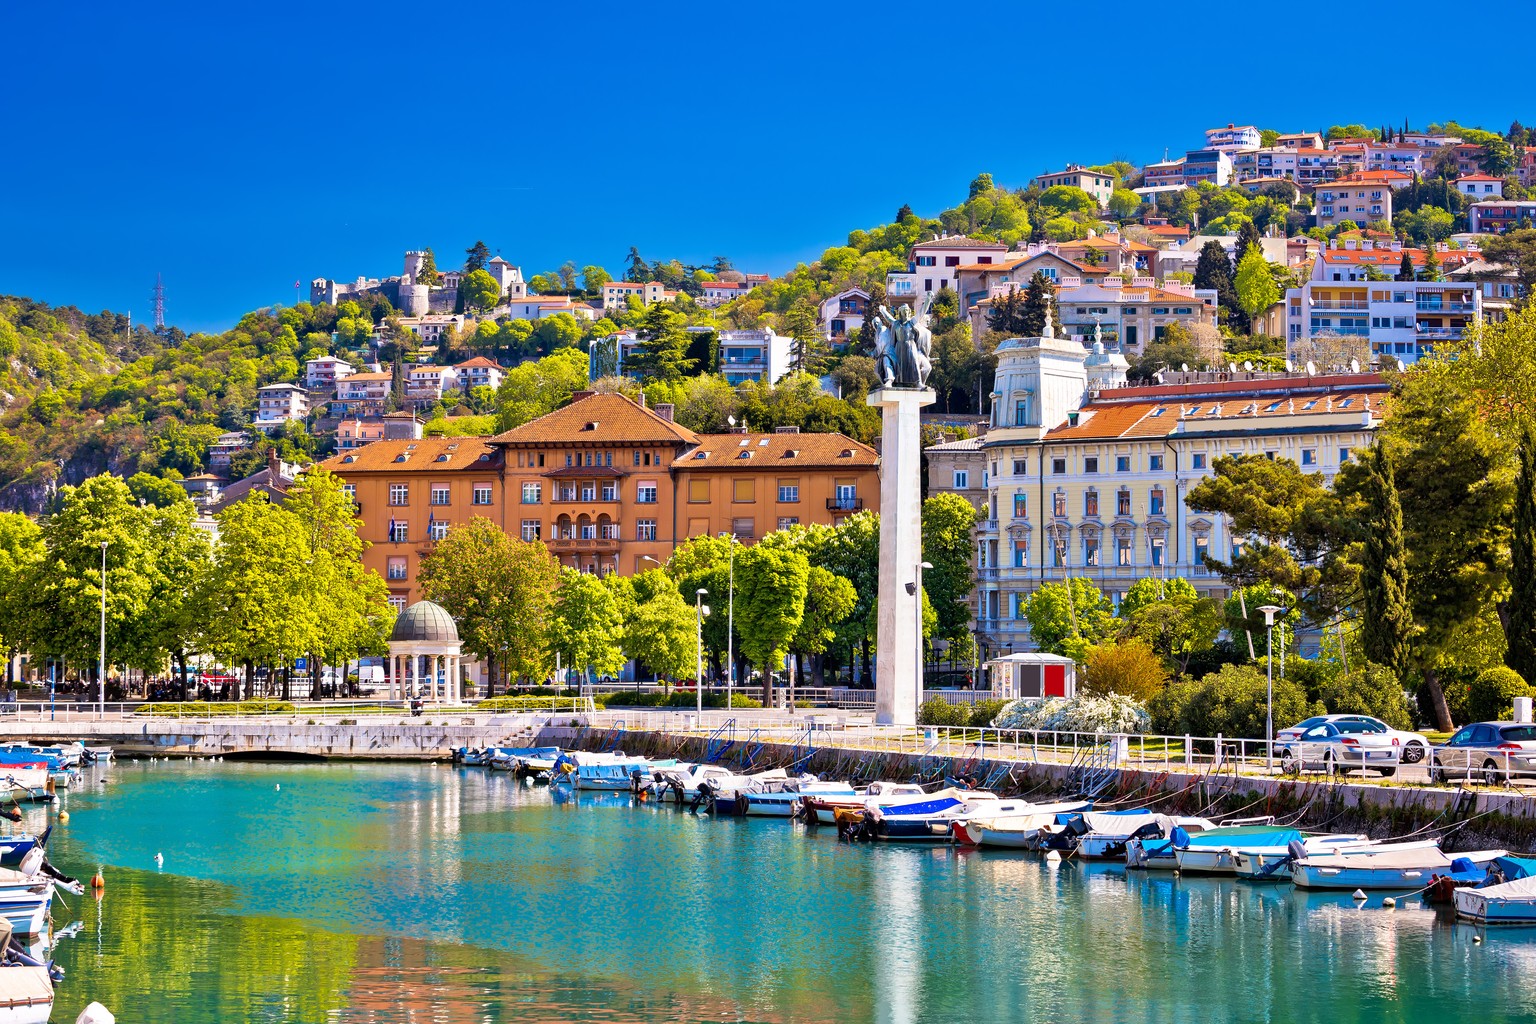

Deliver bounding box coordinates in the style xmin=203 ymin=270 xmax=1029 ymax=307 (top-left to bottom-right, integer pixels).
xmin=774 ymin=425 xmax=801 ymax=434
xmin=655 ymin=403 xmax=675 ymax=422
xmin=569 ymin=390 xmax=595 ymax=403
xmin=266 ymin=447 xmax=279 ymax=478
xmin=637 ymin=393 xmax=647 ymax=409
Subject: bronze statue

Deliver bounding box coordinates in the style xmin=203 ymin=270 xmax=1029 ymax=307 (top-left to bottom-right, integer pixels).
xmin=872 ymin=301 xmax=932 ymax=389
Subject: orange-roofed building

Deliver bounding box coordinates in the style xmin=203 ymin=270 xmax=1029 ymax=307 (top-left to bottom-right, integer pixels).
xmin=323 ymin=392 xmax=879 ymax=605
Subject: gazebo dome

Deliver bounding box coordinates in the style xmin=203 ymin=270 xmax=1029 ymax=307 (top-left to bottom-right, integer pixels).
xmin=390 ymin=600 xmax=459 ymax=644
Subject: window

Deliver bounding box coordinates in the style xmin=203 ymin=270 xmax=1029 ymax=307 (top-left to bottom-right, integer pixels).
xmin=430 ymin=486 xmax=450 ymax=506
xmin=1052 ymin=458 xmax=1066 ymax=475
xmin=1117 ymin=537 xmax=1132 ymax=566
xmin=1012 ymin=459 xmax=1026 ymax=475
xmin=777 ymin=517 xmax=800 ymax=530
xmin=1192 ymin=453 xmax=1206 ymax=470
xmin=1301 ymin=449 xmax=1317 ymax=466
xmin=1013 ymin=493 xmax=1026 ymax=519
xmin=1013 ymin=540 xmax=1026 ymax=567
xmin=342 ymin=483 xmax=356 ymax=500
xmin=732 ymin=517 xmax=755 ymax=540
xmin=1149 ymin=454 xmax=1164 ymax=471
xmin=1052 ymin=492 xmax=1066 ymax=518
xmin=389 ymin=521 xmax=409 ymax=543
xmin=1149 ymin=488 xmax=1165 ymax=516
xmin=472 ymin=485 xmax=492 ymax=506
xmin=1084 ymin=537 xmax=1100 ymax=567
xmin=778 ymin=480 xmax=800 ymax=503
xmin=689 ymin=480 xmax=710 ymax=503
xmin=1116 ymin=456 xmax=1130 ymax=472
xmin=387 ymin=596 xmax=407 ymax=613
xmin=601 ymin=484 xmax=618 ymax=501
xmin=1117 ymin=490 xmax=1131 ymax=516
xmin=733 ymin=479 xmax=755 ymax=503
xmin=387 ymin=557 xmax=407 ymax=581
xmin=521 ymin=483 xmax=541 ymax=504
xmin=1084 ymin=457 xmax=1098 ymax=474
xmin=520 ymin=519 xmax=541 ymax=542
xmin=1339 ymin=447 xmax=1351 ymax=464
xmin=637 ymin=483 xmax=658 ymax=504
xmin=1150 ymin=538 xmax=1165 ymax=567
xmin=389 ymin=484 xmax=410 ymax=506
xmin=428 ymin=519 xmax=450 ymax=541
xmin=1194 ymin=535 xmax=1210 ymax=566
xmin=636 ymin=519 xmax=657 ymax=541
xmin=633 ymin=451 xmax=642 ymax=466
xmin=1084 ymin=491 xmax=1098 ymax=517
xmin=953 ymin=470 xmax=969 ymax=489
xmin=1015 ymin=400 xmax=1028 ymax=426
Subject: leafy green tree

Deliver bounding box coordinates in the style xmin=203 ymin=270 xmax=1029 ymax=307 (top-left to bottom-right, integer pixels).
xmin=530 ymin=312 xmax=582 ymax=353
xmin=417 ymin=248 xmax=440 ymax=286
xmin=1317 ymin=662 xmax=1413 ymax=730
xmin=789 ymin=565 xmax=857 ymax=687
xmin=627 ymin=304 xmax=697 ymax=384
xmin=460 ymin=269 xmax=501 ymax=311
xmin=1149 ymin=662 xmax=1318 ymax=739
xmin=1482 ymin=229 xmax=1536 ymax=303
xmin=1360 ymin=445 xmax=1418 ymax=680
xmin=1223 ymin=584 xmax=1301 ymax=661
xmin=624 ymin=247 xmax=650 ymax=283
xmin=548 ymin=568 xmax=627 ymax=685
xmin=921 ymin=492 xmax=980 ymax=643
xmin=1083 ymin=639 xmax=1169 ymax=701
xmin=1118 ymin=577 xmax=1222 ymax=673
xmin=1480 ymin=137 xmax=1517 ymax=177
xmin=1233 ymin=244 xmax=1279 ymax=333
xmin=779 ymin=298 xmax=826 ymax=376
xmin=1107 ymin=189 xmax=1141 ymax=220
xmin=463 ymin=241 xmax=491 ymax=273
xmin=1468 ymin=665 xmax=1532 ymax=721
xmin=621 ymin=570 xmax=698 ymax=685
xmin=1193 ymin=239 xmax=1243 ymax=329
xmin=1038 ymin=185 xmax=1099 ymax=218
xmin=1509 ymin=427 xmax=1536 ymax=684
xmin=1398 ymin=207 xmax=1455 ymax=248
xmin=493 ymin=349 xmax=589 ymax=432
xmin=734 ymin=544 xmax=810 ymax=703
xmin=0 ymin=514 xmax=43 ymax=664
xmin=581 ymin=265 xmax=611 ymax=296
xmin=126 ymin=471 xmax=189 ymax=508
xmin=968 ymin=173 xmax=995 ymax=199
xmin=1025 ymin=578 xmax=1117 ymax=661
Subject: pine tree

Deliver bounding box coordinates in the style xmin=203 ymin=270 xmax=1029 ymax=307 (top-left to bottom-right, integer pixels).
xmin=627 ymin=303 xmax=696 ymax=383
xmin=418 ymin=248 xmax=440 ymax=286
xmin=1507 ymin=427 xmax=1536 ymax=682
xmin=1360 ymin=444 xmax=1416 ymax=679
xmin=1021 ymin=270 xmax=1060 ymax=338
xmin=464 ymin=241 xmax=491 ymax=273
xmin=1193 ymin=239 xmax=1243 ymax=328
xmin=1422 ymin=245 xmax=1442 ymax=281
xmin=779 ymin=299 xmax=826 ymax=376
xmin=1399 ymin=251 xmax=1414 ymax=281
xmin=985 ymin=286 xmax=1029 ymax=335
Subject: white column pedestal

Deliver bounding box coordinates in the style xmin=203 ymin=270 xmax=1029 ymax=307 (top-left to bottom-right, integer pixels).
xmin=867 ymin=387 xmax=936 ymax=727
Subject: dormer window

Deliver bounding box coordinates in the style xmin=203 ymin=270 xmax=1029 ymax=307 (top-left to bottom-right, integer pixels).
xmin=583 ymin=421 xmax=599 ymax=431
xmin=783 ymin=449 xmax=799 ymax=458
xmin=840 ymin=449 xmax=854 ymax=458
xmin=738 ymin=451 xmax=752 ymax=459
xmin=394 ymin=454 xmax=409 ymax=463
xmin=342 ymin=455 xmax=356 ymax=463
xmin=435 ymin=454 xmax=450 ymax=462
xmin=694 ymin=451 xmax=708 ymax=459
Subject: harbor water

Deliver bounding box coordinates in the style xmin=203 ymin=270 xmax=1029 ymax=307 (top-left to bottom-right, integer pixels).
xmin=36 ymin=761 xmax=1536 ymax=1022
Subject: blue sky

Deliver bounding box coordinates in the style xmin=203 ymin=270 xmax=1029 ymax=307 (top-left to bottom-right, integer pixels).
xmin=3 ymin=1 xmax=1530 ymax=333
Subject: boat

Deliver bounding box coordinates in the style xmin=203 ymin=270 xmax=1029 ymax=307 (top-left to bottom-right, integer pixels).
xmin=481 ymin=747 xmax=564 ymax=773
xmin=1453 ymin=856 xmax=1536 ymax=924
xmin=571 ymin=759 xmax=677 ymax=791
xmin=1171 ymin=822 xmax=1300 ymax=875
xmin=863 ymin=790 xmax=1045 ymax=842
xmin=0 ymin=833 xmax=48 ymax=874
xmin=1075 ymin=812 xmax=1215 ymax=860
xmin=649 ymin=765 xmax=787 ymax=805
xmin=952 ymin=802 xmax=1093 ymax=848
xmin=0 ymin=772 xmax=48 ymax=805
xmin=802 ymin=781 xmax=931 ymax=825
xmin=0 ymin=964 xmax=52 ymax=1024
xmin=1230 ymin=837 xmax=1429 ymax=880
xmin=1290 ymin=847 xmax=1506 ymax=890
xmin=743 ymin=780 xmax=854 ymax=817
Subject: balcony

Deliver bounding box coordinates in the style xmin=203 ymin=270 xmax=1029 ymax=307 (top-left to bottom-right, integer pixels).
xmin=1309 ymin=299 xmax=1369 ymax=310
xmin=827 ymin=498 xmax=865 ymax=512
xmin=1415 ymin=301 xmax=1475 ymax=312
xmin=978 ymin=567 xmax=999 ymax=582
xmin=1311 ymin=326 xmax=1371 ymax=337
xmin=1418 ymin=328 xmax=1466 ymax=340
xmin=547 ymin=536 xmax=621 ymax=554
xmin=551 ymin=493 xmax=620 ymax=504
xmin=978 ymin=518 xmax=1000 ymax=534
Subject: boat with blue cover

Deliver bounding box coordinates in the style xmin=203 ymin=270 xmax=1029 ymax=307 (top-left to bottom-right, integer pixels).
xmin=1291 ymin=846 xmax=1506 ymax=889
xmin=571 ymin=759 xmax=678 ymax=791
xmin=1454 ymin=855 xmax=1536 ymax=924
xmin=1075 ymin=811 xmax=1215 ymax=860
xmin=864 ymin=790 xmax=1048 ymax=842
xmin=743 ymin=780 xmax=854 ymax=817
xmin=1169 ymin=822 xmax=1302 ymax=875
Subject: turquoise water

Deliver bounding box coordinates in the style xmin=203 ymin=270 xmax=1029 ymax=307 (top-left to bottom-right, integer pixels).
xmin=25 ymin=761 xmax=1536 ymax=1022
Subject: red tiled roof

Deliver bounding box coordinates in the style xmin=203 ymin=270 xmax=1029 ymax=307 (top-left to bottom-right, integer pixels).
xmin=320 ymin=437 xmax=502 ymax=473
xmin=490 ymin=393 xmax=700 ymax=447
xmin=454 ymin=356 xmax=504 ymax=370
xmin=911 ymin=236 xmax=1009 ymax=250
xmin=684 ymin=432 xmax=877 ymax=469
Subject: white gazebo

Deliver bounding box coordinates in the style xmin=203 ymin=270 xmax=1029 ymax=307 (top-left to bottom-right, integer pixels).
xmin=386 ymin=600 xmax=463 ymax=703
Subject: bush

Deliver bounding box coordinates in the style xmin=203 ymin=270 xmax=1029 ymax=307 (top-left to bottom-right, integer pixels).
xmin=1083 ymin=640 xmax=1169 ymax=701
xmin=1317 ymin=662 xmax=1412 ymax=730
xmin=1468 ymin=666 xmax=1533 ymax=722
xmin=918 ymin=698 xmax=971 ymax=727
xmin=1148 ymin=664 xmax=1319 ymax=739
xmin=967 ymin=699 xmax=1011 ymax=727
xmin=992 ymin=694 xmax=1151 ymax=734
xmin=136 ymin=701 xmax=296 ymax=716
xmin=593 ymin=691 xmax=762 ymax=710
xmin=476 ymin=696 xmax=583 ymax=712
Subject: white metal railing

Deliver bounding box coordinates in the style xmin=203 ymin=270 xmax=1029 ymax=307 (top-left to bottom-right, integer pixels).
xmin=0 ymin=697 xmax=596 ymax=723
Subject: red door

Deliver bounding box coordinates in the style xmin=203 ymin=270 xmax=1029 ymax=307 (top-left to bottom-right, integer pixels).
xmin=1044 ymin=665 xmax=1066 ymax=697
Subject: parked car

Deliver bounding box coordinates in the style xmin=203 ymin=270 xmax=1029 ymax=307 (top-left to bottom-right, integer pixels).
xmin=1429 ymin=722 xmax=1536 ymax=784
xmin=1276 ymin=714 xmax=1431 ymax=764
xmin=1277 ymin=718 xmax=1402 ymax=777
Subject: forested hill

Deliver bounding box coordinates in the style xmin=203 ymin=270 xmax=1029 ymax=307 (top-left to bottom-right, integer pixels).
xmin=0 ymin=296 xmax=332 ymax=512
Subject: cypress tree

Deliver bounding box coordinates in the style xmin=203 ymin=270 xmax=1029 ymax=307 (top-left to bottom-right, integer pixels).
xmin=1021 ymin=270 xmax=1060 ymax=338
xmin=1360 ymin=444 xmax=1416 ymax=678
xmin=1399 ymin=251 xmax=1414 ymax=281
xmin=1507 ymin=427 xmax=1536 ymax=682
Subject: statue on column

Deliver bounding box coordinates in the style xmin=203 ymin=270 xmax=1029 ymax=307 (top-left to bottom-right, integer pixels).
xmin=872 ymin=301 xmax=933 ymax=389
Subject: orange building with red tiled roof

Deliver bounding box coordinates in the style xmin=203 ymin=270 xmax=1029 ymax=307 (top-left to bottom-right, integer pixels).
xmin=324 ymin=392 xmax=879 ymax=604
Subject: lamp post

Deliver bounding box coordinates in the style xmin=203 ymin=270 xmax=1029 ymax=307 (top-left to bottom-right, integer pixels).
xmin=721 ymin=533 xmax=736 ymax=710
xmin=695 ymin=588 xmax=710 ymax=717
xmin=917 ymin=560 xmax=933 ymax=715
xmin=1258 ymin=604 xmax=1283 ymax=771
xmin=98 ymin=540 xmax=108 ymax=715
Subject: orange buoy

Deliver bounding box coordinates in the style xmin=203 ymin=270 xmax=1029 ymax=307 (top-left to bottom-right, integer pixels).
xmin=91 ymin=869 xmax=105 ymax=891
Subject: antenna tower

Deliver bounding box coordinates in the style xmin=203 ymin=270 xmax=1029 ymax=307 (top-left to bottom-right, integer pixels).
xmin=151 ymin=274 xmax=166 ymax=333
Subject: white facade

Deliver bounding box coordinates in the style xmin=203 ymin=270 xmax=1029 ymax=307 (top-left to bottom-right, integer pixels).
xmin=601 ymin=281 xmax=667 ymax=309
xmin=453 ymin=357 xmax=505 ymax=392
xmin=337 ymin=372 xmax=393 ymax=403
xmin=406 ymin=365 xmax=459 ymax=400
xmin=1031 ymin=165 xmax=1115 ymax=208
xmin=306 ymin=356 xmax=355 ymax=388
xmin=1457 ymin=175 xmax=1506 ymax=199
xmin=699 ymin=281 xmax=745 ymax=307
xmin=486 ymin=257 xmax=526 ymax=300
xmin=507 ymin=297 xmax=598 ymax=321
xmin=1203 ymin=124 xmax=1262 ymax=153
xmin=254 ymin=383 xmax=309 ymax=430
xmin=888 ymin=236 xmax=1009 ymax=303
xmin=717 ymin=328 xmax=792 ymax=384
xmin=820 ymin=288 xmax=869 ymax=343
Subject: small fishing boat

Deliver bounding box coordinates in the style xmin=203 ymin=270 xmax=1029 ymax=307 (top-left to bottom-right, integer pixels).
xmin=952 ymin=802 xmax=1093 ymax=848
xmin=1291 ymin=847 xmax=1506 ymax=890
xmin=483 ymin=747 xmax=564 ymax=772
xmin=1076 ymin=812 xmax=1215 ymax=861
xmin=0 ymin=833 xmax=48 ymax=874
xmin=1231 ymin=837 xmax=1429 ymax=880
xmin=744 ymin=780 xmax=854 ymax=817
xmin=649 ymin=765 xmax=787 ymax=805
xmin=0 ymin=772 xmax=49 ymax=805
xmin=1171 ymin=821 xmax=1298 ymax=875
xmin=1453 ymin=856 xmax=1536 ymax=924
xmin=802 ymin=781 xmax=931 ymax=825
xmin=0 ymin=964 xmax=52 ymax=1024
xmin=863 ymin=790 xmax=1045 ymax=842
xmin=572 ymin=759 xmax=678 ymax=791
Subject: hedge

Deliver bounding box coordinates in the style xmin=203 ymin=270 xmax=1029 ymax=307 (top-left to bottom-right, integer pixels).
xmin=597 ymin=691 xmax=763 ymax=709
xmin=475 ymin=696 xmax=586 ymax=712
xmin=135 ymin=701 xmax=297 ymax=716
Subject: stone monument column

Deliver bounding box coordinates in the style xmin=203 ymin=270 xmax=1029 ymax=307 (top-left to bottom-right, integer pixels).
xmin=867 ymin=386 xmax=935 ymax=725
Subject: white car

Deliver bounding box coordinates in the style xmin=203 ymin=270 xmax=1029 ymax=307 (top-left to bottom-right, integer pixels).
xmin=1275 ymin=714 xmax=1432 ymax=765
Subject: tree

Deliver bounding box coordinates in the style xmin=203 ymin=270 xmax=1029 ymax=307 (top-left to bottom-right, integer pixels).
xmin=734 ymin=544 xmax=810 ymax=704
xmin=1083 ymin=639 xmax=1169 ymax=701
xmin=464 ymin=241 xmax=491 ymax=273
xmin=581 ymin=265 xmax=611 ymax=296
xmin=1398 ymin=207 xmax=1455 ymax=248
xmin=1399 ymin=251 xmax=1414 ymax=281
xmin=1482 ymin=229 xmax=1536 ymax=303
xmin=1421 ymin=243 xmax=1442 ymax=282
xmin=548 ymin=568 xmax=627 ymax=685
xmin=1149 ymin=663 xmax=1318 ymax=739
xmin=1118 ymin=577 xmax=1222 ymax=673
xmin=126 ymin=471 xmax=189 ymax=509
xmin=1038 ymin=185 xmax=1099 ymax=218
xmin=1021 ymin=270 xmax=1059 ymax=338
xmin=1359 ymin=445 xmax=1417 ymax=680
xmin=1025 ymin=579 xmax=1118 ymax=661
xmin=624 ymin=247 xmax=650 ymax=283
xmin=1468 ymin=666 xmax=1532 ymax=722
xmin=789 ymin=566 xmax=857 ymax=689
xmin=986 ymin=286 xmax=1030 ymax=335
xmin=1233 ymin=244 xmax=1279 ymax=333
xmin=921 ymin=493 xmax=980 ymax=643
xmin=622 ymin=571 xmax=698 ymax=685
xmin=1193 ymin=240 xmax=1242 ymax=329
xmin=1480 ymin=137 xmax=1517 ymax=177
xmin=460 ymin=269 xmax=501 ymax=311
xmin=1509 ymin=426 xmax=1536 ymax=683
xmin=140 ymin=497 xmax=213 ymax=694
xmin=779 ymin=299 xmax=826 ymax=376
xmin=530 ymin=312 xmax=582 ymax=353
xmin=0 ymin=514 xmax=43 ymax=664
xmin=1107 ymin=189 xmax=1141 ymax=221
xmin=627 ymin=303 xmax=696 ymax=383
xmin=418 ymin=248 xmax=440 ymax=286
xmin=1318 ymin=663 xmax=1413 ymax=731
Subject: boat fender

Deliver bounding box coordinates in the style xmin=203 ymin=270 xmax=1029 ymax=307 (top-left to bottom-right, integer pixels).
xmin=1382 ymin=897 xmax=1397 ymax=908
xmin=57 ymin=812 xmax=69 ymax=824
xmin=1351 ymin=889 xmax=1367 ymax=901
xmin=75 ymin=1003 xmax=115 ymax=1024
xmin=1045 ymin=850 xmax=1062 ymax=862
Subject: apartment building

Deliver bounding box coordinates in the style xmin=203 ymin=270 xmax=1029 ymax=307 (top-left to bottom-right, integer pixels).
xmin=717 ymin=328 xmax=792 ymax=384
xmin=1313 ymin=174 xmax=1397 ymax=228
xmin=453 ymin=356 xmax=506 ymax=393
xmin=888 ymin=235 xmax=1009 ymax=303
xmin=253 ymin=383 xmax=309 ymax=430
xmin=306 ymin=356 xmax=355 ymax=389
xmin=405 ymin=364 xmax=458 ymax=402
xmin=821 ymin=288 xmax=869 ymax=344
xmin=961 ymin=321 xmax=1385 ymax=657
xmin=1031 ymin=165 xmax=1115 ymax=208
xmin=1456 ymin=174 xmax=1505 ymax=199
xmin=1203 ymin=124 xmax=1262 ymax=153
xmin=1468 ymin=200 xmax=1536 ymax=235
xmin=699 ymin=281 xmax=745 ymax=307
xmin=1182 ymin=149 xmax=1233 ymax=186
xmin=323 ymin=393 xmax=879 ymax=603
xmin=601 ymin=281 xmax=669 ymax=309
xmin=1285 ymin=240 xmax=1481 ymax=365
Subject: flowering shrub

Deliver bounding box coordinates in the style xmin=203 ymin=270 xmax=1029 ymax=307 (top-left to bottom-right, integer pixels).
xmin=990 ymin=693 xmax=1151 ymax=734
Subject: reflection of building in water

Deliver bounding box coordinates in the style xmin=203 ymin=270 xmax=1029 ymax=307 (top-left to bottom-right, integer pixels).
xmin=875 ymin=852 xmax=922 ymax=1024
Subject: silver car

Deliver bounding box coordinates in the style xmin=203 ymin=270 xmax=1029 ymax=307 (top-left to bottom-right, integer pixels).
xmin=1429 ymin=722 xmax=1536 ymax=785
xmin=1278 ymin=719 xmax=1402 ymax=777
xmin=1275 ymin=714 xmax=1431 ymax=764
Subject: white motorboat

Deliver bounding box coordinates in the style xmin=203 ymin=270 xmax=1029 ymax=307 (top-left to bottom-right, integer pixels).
xmin=1076 ymin=812 xmax=1215 ymax=860
xmin=743 ymin=780 xmax=853 ymax=817
xmin=0 ymin=965 xmax=52 ymax=1024
xmin=650 ymin=765 xmax=787 ymax=803
xmin=1231 ymin=837 xmax=1430 ymax=879
xmin=1455 ymin=870 xmax=1536 ymax=925
xmin=952 ymin=801 xmax=1094 ymax=847
xmin=802 ymin=781 xmax=931 ymax=825
xmin=571 ymin=759 xmax=678 ymax=791
xmin=865 ymin=790 xmax=1048 ymax=842
xmin=1291 ymin=847 xmax=1505 ymax=890
xmin=0 ymin=773 xmax=48 ymax=804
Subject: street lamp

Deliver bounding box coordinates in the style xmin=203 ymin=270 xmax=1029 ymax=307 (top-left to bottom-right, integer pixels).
xmin=719 ymin=533 xmax=737 ymax=709
xmin=98 ymin=540 xmax=108 ymax=715
xmin=695 ymin=588 xmax=710 ymax=716
xmin=1258 ymin=604 xmax=1283 ymax=771
xmin=917 ymin=561 xmax=933 ymax=714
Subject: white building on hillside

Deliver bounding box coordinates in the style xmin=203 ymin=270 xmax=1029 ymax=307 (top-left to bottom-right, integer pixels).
xmin=254 ymin=383 xmax=309 ymax=431
xmin=888 ymin=235 xmax=1009 ymax=304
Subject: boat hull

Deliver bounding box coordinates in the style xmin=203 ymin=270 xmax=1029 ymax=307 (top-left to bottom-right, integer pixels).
xmin=1454 ymin=889 xmax=1536 ymax=924
xmin=0 ymin=965 xmax=53 ymax=1024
